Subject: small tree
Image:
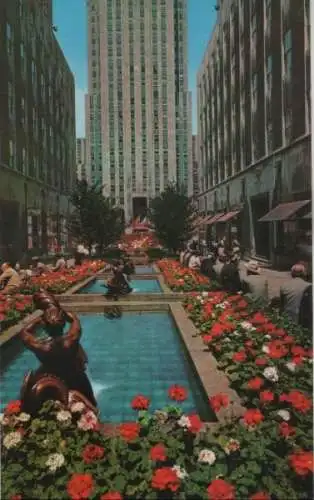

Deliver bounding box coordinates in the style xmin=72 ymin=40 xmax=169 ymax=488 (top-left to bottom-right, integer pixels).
xmin=149 ymin=184 xmax=195 ymax=252
xmin=68 ymin=180 xmax=124 ymax=252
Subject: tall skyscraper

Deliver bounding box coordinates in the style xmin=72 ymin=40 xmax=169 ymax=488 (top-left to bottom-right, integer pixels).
xmin=0 ymin=0 xmax=76 ymax=259
xmin=86 ymin=0 xmax=189 ymax=222
xmin=76 ymin=138 xmax=87 ymax=181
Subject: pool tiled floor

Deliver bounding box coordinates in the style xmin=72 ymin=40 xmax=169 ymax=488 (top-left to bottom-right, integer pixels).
xmin=77 ymin=278 xmax=162 ymax=294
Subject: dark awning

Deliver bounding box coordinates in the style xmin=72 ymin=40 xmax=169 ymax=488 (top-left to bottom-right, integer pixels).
xmin=206 ymin=213 xmax=225 ymax=225
xmin=258 ymin=200 xmax=311 ymax=222
xmin=216 ymin=210 xmax=241 ymax=223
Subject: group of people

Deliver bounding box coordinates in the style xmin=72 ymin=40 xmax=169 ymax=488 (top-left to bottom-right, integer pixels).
xmin=180 ymin=238 xmax=312 ymax=331
xmin=0 ymin=255 xmax=74 ymax=296
xmin=104 ymin=257 xmax=135 ymax=299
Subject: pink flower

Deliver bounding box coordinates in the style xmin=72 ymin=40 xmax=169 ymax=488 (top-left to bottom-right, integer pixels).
xmin=77 ymin=411 xmax=98 ymax=431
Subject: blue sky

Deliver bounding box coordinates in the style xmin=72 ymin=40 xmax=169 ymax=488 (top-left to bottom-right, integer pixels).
xmin=53 ymin=0 xmax=217 ymax=137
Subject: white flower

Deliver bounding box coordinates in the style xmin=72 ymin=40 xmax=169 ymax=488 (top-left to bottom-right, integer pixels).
xmin=56 ymin=410 xmax=72 ymax=423
xmin=177 ymin=415 xmax=191 ymax=429
xmin=263 ymin=366 xmax=279 ymax=383
xmin=264 ymin=334 xmax=271 ymax=340
xmin=198 ymin=449 xmax=216 ymax=464
xmin=3 ymin=431 xmax=22 ymax=449
xmin=202 ymin=291 xmax=208 ymax=297
xmin=240 ymin=321 xmax=256 ymax=331
xmin=16 ymin=412 xmax=30 ymax=422
xmin=172 ymin=465 xmax=188 ymax=479
xmin=46 ymin=453 xmax=65 ymax=472
xmin=277 ymin=410 xmax=290 ymax=421
xmin=286 ymin=362 xmax=296 ymax=372
xmin=77 ymin=411 xmax=98 ymax=431
xmin=196 ymin=295 xmax=202 ymax=301
xmin=70 ymin=402 xmax=85 ymax=413
xmin=262 ymin=345 xmax=270 ymax=354
xmin=0 ymin=414 xmax=10 ymax=426
xmin=224 ymin=439 xmax=240 ymax=455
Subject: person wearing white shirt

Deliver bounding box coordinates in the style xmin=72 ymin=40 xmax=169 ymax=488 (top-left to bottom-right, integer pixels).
xmin=188 ymin=252 xmax=201 ymax=270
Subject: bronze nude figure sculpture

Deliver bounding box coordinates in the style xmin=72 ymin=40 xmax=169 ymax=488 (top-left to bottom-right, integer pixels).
xmin=19 ymin=290 xmax=97 ymax=415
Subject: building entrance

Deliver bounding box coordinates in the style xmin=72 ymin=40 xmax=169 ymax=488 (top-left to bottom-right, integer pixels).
xmin=132 ymin=197 xmax=147 ymax=220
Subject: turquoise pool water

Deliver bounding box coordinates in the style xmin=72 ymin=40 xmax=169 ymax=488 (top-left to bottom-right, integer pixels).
xmin=77 ymin=278 xmax=162 ymax=294
xmin=1 ymin=313 xmax=214 ymax=422
xmin=135 ymin=265 xmax=155 ymax=274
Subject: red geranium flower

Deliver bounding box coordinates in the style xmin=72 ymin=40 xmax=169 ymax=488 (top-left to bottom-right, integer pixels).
xmin=251 ymin=312 xmax=268 ymax=325
xmin=119 ymin=422 xmax=141 ymax=442
xmin=209 ymin=393 xmax=230 ymax=413
xmin=289 ymin=450 xmax=314 ymax=476
xmin=4 ymin=400 xmax=22 ymax=415
xmin=151 ymin=467 xmax=180 ymax=492
xmin=247 ymin=377 xmax=264 ymax=390
xmin=67 ymin=473 xmax=94 ymax=500
xmin=188 ymin=414 xmax=203 ymax=433
xmin=10 ymin=496 xmax=22 ymax=500
xmin=150 ymin=444 xmax=167 ymax=461
xmin=168 ymin=384 xmax=187 ymax=402
xmin=203 ymin=334 xmax=213 ymax=344
xmin=82 ymin=444 xmax=105 ymax=464
xmin=279 ymin=422 xmax=296 ymax=438
xmin=233 ymin=350 xmax=247 ymax=362
xmin=249 ymin=492 xmax=270 ymax=500
xmin=255 ymin=357 xmax=268 ymax=366
xmin=100 ymin=493 xmax=123 ymax=500
xmin=243 ymin=409 xmax=264 ymax=427
xmin=131 ymin=394 xmax=150 ymax=411
xmin=266 ymin=340 xmax=289 ymax=359
xmin=282 ymin=390 xmax=312 ymax=413
xmin=207 ymin=479 xmax=235 ymax=500
xmin=259 ymin=391 xmax=275 ymax=404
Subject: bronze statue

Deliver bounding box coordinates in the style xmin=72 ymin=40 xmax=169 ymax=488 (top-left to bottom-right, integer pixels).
xmin=19 ymin=290 xmax=97 ymax=415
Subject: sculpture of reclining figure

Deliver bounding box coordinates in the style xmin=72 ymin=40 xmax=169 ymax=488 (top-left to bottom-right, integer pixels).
xmin=19 ymin=290 xmax=97 ymax=414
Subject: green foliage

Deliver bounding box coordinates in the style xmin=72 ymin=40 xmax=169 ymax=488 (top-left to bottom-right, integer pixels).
xmin=149 ymin=184 xmax=196 ymax=252
xmin=68 ymin=180 xmax=124 ymax=252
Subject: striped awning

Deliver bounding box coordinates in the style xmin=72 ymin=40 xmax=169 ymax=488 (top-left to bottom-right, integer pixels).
xmin=216 ymin=210 xmax=241 ymax=223
xmin=259 ymin=200 xmax=310 ymax=222
xmin=205 ymin=213 xmax=225 ymax=225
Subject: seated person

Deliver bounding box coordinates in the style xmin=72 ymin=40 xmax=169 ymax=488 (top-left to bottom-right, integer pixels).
xmin=242 ymin=260 xmax=268 ymax=302
xmin=20 ymin=298 xmax=96 ymax=407
xmin=299 ymin=284 xmax=312 ymax=331
xmin=220 ymin=255 xmax=242 ymax=293
xmin=53 ymin=255 xmax=66 ymax=272
xmin=188 ymin=251 xmax=201 ymax=270
xmin=200 ymin=254 xmax=217 ymax=280
xmin=279 ymin=263 xmax=311 ymax=325
xmin=213 ymin=254 xmax=228 ymax=280
xmin=32 ymin=257 xmax=50 ymax=276
xmin=183 ymin=250 xmax=191 ymax=267
xmin=0 ymin=262 xmax=21 ymax=294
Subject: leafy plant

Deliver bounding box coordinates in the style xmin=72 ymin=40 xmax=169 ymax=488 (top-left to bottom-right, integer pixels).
xmin=149 ymin=184 xmax=196 ymax=253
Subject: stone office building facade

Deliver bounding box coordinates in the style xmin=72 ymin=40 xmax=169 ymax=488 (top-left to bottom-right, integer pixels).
xmin=0 ymin=0 xmax=76 ymax=261
xmin=197 ymin=0 xmax=311 ymax=264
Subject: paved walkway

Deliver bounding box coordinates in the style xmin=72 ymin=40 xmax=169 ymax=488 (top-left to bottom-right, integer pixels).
xmin=239 ymin=261 xmax=291 ymax=299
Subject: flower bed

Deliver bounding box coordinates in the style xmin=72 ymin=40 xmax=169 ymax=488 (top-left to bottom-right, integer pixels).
xmin=1 ymin=384 xmax=313 ymax=499
xmin=18 ymin=260 xmax=105 ymax=295
xmin=182 ymin=290 xmax=313 ymax=498
xmin=0 ymin=294 xmax=33 ymax=332
xmin=157 ymin=259 xmax=212 ymax=292
xmin=0 ymin=261 xmax=105 ymax=333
